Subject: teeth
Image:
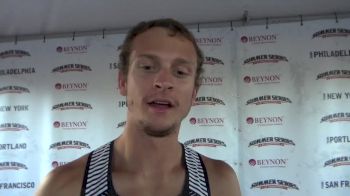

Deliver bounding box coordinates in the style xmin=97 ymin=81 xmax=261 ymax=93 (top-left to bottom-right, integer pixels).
xmin=153 ymin=101 xmax=170 ymax=105
xmin=153 ymin=101 xmax=169 ymax=105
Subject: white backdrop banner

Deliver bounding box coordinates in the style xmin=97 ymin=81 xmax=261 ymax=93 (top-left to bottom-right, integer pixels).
xmin=0 ymin=18 xmax=349 ymax=196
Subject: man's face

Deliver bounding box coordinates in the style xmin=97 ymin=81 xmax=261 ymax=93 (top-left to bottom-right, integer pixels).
xmin=119 ymin=27 xmax=198 ymax=137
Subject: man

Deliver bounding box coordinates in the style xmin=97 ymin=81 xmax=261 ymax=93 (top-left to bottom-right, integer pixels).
xmin=36 ymin=18 xmax=241 ymax=196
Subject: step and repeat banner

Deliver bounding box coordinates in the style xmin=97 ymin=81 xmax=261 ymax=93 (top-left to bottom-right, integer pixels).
xmin=0 ymin=18 xmax=349 ymax=196
xmin=237 ymin=19 xmax=350 ymax=196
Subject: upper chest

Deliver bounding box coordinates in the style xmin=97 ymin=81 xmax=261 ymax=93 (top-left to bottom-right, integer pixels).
xmin=110 ymin=168 xmax=187 ymax=196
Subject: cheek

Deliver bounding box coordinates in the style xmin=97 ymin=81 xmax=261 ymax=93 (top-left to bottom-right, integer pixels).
xmin=126 ymin=78 xmax=148 ymax=101
xmin=130 ymin=72 xmax=153 ymax=87
xmin=127 ymin=74 xmax=144 ymax=91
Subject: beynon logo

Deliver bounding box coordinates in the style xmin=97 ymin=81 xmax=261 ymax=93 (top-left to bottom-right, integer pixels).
xmin=316 ymin=70 xmax=350 ymax=80
xmin=56 ymin=45 xmax=88 ymax=54
xmin=320 ymin=112 xmax=350 ymax=123
xmin=53 ymin=121 xmax=87 ymax=130
xmin=246 ymin=95 xmax=291 ymax=105
xmin=251 ymin=179 xmax=299 ymax=190
xmin=203 ymin=56 xmax=224 ymax=66
xmin=52 ymin=64 xmax=92 ymax=73
xmin=52 ymin=101 xmax=92 ymax=111
xmin=246 ymin=116 xmax=284 ymax=126
xmin=0 ymin=162 xmax=27 ymax=170
xmin=55 ymin=82 xmax=88 ymax=91
xmin=49 ymin=140 xmax=90 ymax=150
xmin=183 ymin=138 xmax=227 ymax=147
xmin=0 ymin=123 xmax=29 ymax=131
xmin=249 ymin=159 xmax=257 ymax=166
xmin=0 ymin=50 xmax=30 ymax=59
xmin=199 ymin=76 xmax=223 ymax=86
xmin=324 ymin=156 xmax=350 ymax=167
xmin=0 ymin=86 xmax=30 ymax=95
xmin=51 ymin=161 xmax=68 ymax=168
xmin=243 ymin=54 xmax=288 ymax=65
xmin=189 ymin=117 xmax=224 ymax=127
xmin=195 ymin=37 xmax=223 ymax=46
xmin=193 ymin=97 xmax=225 ymax=106
xmin=312 ymin=28 xmax=350 ymax=38
xmin=244 ymin=74 xmax=281 ymax=85
xmin=241 ymin=34 xmax=277 ymax=44
xmin=249 ymin=137 xmax=295 ymax=147
xmin=249 ymin=158 xmax=288 ymax=168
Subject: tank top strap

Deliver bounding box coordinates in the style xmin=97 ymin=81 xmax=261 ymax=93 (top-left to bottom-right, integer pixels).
xmin=81 ymin=141 xmax=114 ymax=196
xmin=183 ymin=145 xmax=211 ymax=196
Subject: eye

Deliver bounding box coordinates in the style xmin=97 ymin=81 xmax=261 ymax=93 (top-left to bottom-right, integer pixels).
xmin=177 ymin=70 xmax=185 ymax=75
xmin=141 ymin=64 xmax=152 ymax=70
xmin=174 ymin=68 xmax=190 ymax=78
xmin=137 ymin=63 xmax=156 ymax=72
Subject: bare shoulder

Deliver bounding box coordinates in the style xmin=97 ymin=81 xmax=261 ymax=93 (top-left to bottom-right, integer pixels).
xmin=35 ymin=154 xmax=89 ymax=196
xmin=201 ymin=155 xmax=241 ymax=196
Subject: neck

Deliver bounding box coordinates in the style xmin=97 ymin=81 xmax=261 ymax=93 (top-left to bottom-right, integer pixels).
xmin=114 ymin=122 xmax=183 ymax=174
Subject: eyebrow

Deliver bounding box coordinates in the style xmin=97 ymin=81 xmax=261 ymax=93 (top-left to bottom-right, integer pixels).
xmin=137 ymin=54 xmax=195 ymax=66
xmin=137 ymin=54 xmax=159 ymax=62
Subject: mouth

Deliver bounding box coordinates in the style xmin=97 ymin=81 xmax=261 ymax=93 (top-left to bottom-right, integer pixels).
xmin=147 ymin=99 xmax=174 ymax=110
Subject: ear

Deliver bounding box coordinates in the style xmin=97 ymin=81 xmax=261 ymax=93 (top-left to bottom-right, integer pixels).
xmin=118 ymin=71 xmax=127 ymax=96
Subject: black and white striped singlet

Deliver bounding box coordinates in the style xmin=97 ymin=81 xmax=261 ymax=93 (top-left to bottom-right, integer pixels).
xmin=80 ymin=141 xmax=210 ymax=196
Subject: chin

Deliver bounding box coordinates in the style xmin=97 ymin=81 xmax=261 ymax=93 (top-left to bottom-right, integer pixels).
xmin=143 ymin=124 xmax=177 ymax=138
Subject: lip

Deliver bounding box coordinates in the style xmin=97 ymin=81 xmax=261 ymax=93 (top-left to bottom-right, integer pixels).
xmin=146 ymin=97 xmax=175 ymax=113
xmin=147 ymin=98 xmax=175 ymax=107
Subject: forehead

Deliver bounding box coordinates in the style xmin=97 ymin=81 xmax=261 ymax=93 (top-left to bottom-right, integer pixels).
xmin=130 ymin=27 xmax=197 ymax=62
xmin=133 ymin=27 xmax=190 ymax=43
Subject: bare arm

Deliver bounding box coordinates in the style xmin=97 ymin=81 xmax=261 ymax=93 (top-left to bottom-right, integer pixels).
xmin=35 ymin=169 xmax=62 ymax=196
xmin=35 ymin=155 xmax=88 ymax=196
xmin=203 ymin=156 xmax=241 ymax=196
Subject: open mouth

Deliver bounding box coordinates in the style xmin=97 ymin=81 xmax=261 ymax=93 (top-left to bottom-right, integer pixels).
xmin=148 ymin=100 xmax=174 ymax=109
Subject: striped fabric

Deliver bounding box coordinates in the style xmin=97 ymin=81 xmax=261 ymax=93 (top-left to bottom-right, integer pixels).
xmin=82 ymin=142 xmax=111 ymax=196
xmin=184 ymin=146 xmax=210 ymax=196
xmin=81 ymin=141 xmax=210 ymax=196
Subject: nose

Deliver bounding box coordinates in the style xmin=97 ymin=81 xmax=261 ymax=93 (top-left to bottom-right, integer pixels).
xmin=153 ymin=69 xmax=174 ymax=90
